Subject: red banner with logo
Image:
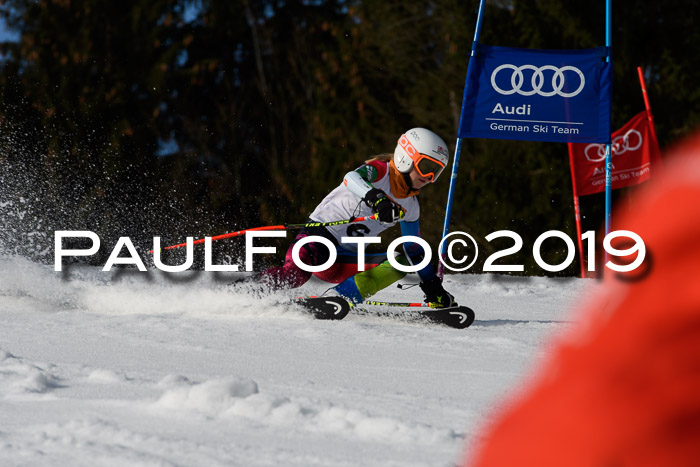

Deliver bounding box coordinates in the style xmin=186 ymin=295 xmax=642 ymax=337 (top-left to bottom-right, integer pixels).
xmin=569 ymin=111 xmax=661 ymax=196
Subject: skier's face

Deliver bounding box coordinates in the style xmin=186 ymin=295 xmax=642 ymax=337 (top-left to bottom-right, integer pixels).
xmin=408 ymin=168 xmax=431 ymax=189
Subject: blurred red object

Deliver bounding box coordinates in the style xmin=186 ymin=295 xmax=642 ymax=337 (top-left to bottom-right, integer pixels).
xmin=467 ymin=131 xmax=700 ymax=467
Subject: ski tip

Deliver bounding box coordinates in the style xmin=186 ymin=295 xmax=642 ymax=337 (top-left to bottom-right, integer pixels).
xmin=454 ymin=306 xmax=476 ymax=329
xmin=423 ymin=306 xmax=475 ymax=329
xmin=295 ymin=296 xmax=351 ymax=321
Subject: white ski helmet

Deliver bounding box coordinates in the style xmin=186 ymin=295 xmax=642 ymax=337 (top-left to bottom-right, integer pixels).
xmin=393 ymin=127 xmax=449 ymax=182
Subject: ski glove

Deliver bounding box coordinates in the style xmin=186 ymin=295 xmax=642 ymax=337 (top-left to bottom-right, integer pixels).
xmin=420 ymin=276 xmax=456 ymax=309
xmin=363 ymin=188 xmax=402 ymax=225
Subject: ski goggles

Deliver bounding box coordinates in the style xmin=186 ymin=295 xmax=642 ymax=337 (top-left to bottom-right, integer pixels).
xmin=398 ymin=134 xmax=446 ymax=182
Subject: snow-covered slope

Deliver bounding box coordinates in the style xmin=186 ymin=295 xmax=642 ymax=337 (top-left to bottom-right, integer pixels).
xmin=0 ymin=255 xmax=595 ymax=466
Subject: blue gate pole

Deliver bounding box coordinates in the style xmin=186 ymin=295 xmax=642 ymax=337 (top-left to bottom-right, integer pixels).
xmin=604 ymin=0 xmax=612 ymax=234
xmin=604 ymin=0 xmax=613 ymax=264
xmin=437 ymin=0 xmax=486 ymax=279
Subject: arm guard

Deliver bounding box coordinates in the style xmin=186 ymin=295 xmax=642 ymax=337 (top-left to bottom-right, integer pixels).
xmin=344 ymin=161 xmax=386 ymax=199
xmin=343 ymin=170 xmax=374 ymax=199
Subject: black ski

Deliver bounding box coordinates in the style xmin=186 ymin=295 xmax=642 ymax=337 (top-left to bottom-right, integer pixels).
xmin=420 ymin=306 xmax=475 ymax=329
xmin=295 ymin=296 xmax=475 ymax=329
xmin=295 ymin=296 xmax=351 ymax=320
xmin=361 ymin=300 xmax=476 ymax=329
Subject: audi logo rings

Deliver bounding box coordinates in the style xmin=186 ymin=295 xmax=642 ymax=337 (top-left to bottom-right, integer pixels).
xmin=491 ymin=64 xmax=586 ymax=98
xmin=584 ymin=129 xmax=643 ymax=162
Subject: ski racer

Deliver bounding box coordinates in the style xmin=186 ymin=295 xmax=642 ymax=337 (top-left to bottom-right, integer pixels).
xmin=255 ymin=127 xmax=457 ymax=309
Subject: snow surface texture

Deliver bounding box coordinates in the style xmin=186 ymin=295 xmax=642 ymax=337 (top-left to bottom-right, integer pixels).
xmin=0 ymin=254 xmax=596 ymax=466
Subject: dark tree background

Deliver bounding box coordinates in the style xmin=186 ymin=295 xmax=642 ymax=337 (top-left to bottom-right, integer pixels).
xmin=1 ymin=0 xmax=698 ymax=275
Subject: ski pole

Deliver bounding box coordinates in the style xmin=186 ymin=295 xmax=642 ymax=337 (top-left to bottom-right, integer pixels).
xmin=299 ymin=299 xmax=430 ymax=308
xmin=364 ymin=300 xmax=432 ymax=308
xmin=149 ymin=214 xmax=380 ymax=253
